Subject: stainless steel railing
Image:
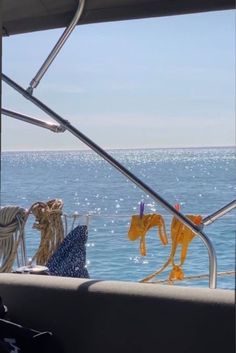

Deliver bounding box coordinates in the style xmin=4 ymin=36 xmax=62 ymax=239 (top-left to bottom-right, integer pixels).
xmin=202 ymin=199 xmax=236 ymax=226
xmin=2 ymin=73 xmax=218 ymax=288
xmin=27 ymin=0 xmax=85 ymax=94
xmin=2 ymin=108 xmax=65 ymax=133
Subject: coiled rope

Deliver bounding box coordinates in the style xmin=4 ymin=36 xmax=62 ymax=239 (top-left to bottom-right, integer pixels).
xmin=0 ymin=206 xmax=27 ymax=272
xmin=30 ymin=199 xmax=64 ymax=265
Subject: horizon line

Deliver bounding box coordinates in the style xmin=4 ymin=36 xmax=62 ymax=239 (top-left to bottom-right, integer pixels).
xmin=2 ymin=144 xmax=235 ymax=153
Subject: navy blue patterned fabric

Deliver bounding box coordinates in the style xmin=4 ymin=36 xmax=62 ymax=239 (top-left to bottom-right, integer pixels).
xmin=47 ymin=225 xmax=89 ymax=278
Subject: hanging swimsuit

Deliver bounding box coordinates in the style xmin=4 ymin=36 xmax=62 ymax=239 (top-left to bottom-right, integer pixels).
xmin=140 ymin=214 xmax=202 ymax=283
xmin=128 ymin=214 xmax=168 ymax=256
xmin=168 ymin=214 xmax=202 ymax=280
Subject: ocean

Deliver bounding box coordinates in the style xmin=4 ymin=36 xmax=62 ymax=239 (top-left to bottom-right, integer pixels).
xmin=1 ymin=147 xmax=235 ymax=289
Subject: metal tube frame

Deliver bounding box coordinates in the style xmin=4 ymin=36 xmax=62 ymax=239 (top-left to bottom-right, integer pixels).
xmin=27 ymin=0 xmax=85 ymax=94
xmin=202 ymin=199 xmax=236 ymax=226
xmin=2 ymin=73 xmax=217 ymax=288
xmin=2 ymin=108 xmax=65 ymax=133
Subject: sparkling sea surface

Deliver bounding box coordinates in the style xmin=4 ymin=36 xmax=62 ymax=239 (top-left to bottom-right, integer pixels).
xmin=1 ymin=147 xmax=235 ymax=289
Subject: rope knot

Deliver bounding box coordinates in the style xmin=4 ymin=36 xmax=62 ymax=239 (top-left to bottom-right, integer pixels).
xmin=30 ymin=199 xmax=64 ymax=265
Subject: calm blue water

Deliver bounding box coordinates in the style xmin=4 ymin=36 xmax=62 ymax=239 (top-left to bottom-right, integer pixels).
xmin=1 ymin=147 xmax=235 ymax=289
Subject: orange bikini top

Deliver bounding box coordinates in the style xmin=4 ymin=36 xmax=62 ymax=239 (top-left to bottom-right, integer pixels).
xmin=128 ymin=214 xmax=168 ymax=256
xmin=136 ymin=213 xmax=203 ymax=283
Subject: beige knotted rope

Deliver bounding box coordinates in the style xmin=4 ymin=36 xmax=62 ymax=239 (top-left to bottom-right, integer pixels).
xmin=0 ymin=206 xmax=27 ymax=272
xmin=30 ymin=199 xmax=64 ymax=265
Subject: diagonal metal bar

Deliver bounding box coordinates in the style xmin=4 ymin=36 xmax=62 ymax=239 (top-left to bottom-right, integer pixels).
xmin=2 ymin=108 xmax=65 ymax=133
xmin=2 ymin=72 xmax=217 ymax=288
xmin=27 ymin=0 xmax=85 ymax=94
xmin=203 ymin=199 xmax=236 ymax=226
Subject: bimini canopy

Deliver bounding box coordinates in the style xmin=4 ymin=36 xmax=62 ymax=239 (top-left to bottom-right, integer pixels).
xmin=2 ymin=0 xmax=235 ymax=36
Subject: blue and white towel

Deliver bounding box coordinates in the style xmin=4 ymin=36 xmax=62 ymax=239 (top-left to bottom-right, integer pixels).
xmin=47 ymin=225 xmax=89 ymax=278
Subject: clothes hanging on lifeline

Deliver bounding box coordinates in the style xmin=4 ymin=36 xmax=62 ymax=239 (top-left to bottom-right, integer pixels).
xmin=128 ymin=212 xmax=203 ymax=282
xmin=169 ymin=214 xmax=202 ymax=280
xmin=128 ymin=214 xmax=168 ymax=256
xmin=47 ymin=225 xmax=89 ymax=278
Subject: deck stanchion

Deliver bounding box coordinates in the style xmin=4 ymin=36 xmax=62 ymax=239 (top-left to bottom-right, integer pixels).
xmin=2 ymin=73 xmax=217 ymax=288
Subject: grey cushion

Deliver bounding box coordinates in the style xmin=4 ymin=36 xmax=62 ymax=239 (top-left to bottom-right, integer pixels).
xmin=0 ymin=274 xmax=235 ymax=353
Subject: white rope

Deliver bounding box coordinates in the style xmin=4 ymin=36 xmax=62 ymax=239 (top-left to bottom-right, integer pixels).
xmin=0 ymin=206 xmax=27 ymax=272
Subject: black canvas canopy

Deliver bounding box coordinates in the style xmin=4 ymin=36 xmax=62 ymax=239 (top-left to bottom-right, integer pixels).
xmin=2 ymin=0 xmax=235 ymax=36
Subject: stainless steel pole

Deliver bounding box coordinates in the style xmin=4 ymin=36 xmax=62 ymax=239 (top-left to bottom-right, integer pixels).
xmin=2 ymin=108 xmax=65 ymax=133
xmin=203 ymin=199 xmax=236 ymax=226
xmin=2 ymin=73 xmax=217 ymax=288
xmin=27 ymin=0 xmax=85 ymax=94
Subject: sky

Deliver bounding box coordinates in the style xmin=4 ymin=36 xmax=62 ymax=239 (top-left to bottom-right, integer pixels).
xmin=1 ymin=10 xmax=235 ymax=151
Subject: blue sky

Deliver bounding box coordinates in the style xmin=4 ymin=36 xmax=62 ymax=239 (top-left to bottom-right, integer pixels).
xmin=2 ymin=10 xmax=235 ymax=151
